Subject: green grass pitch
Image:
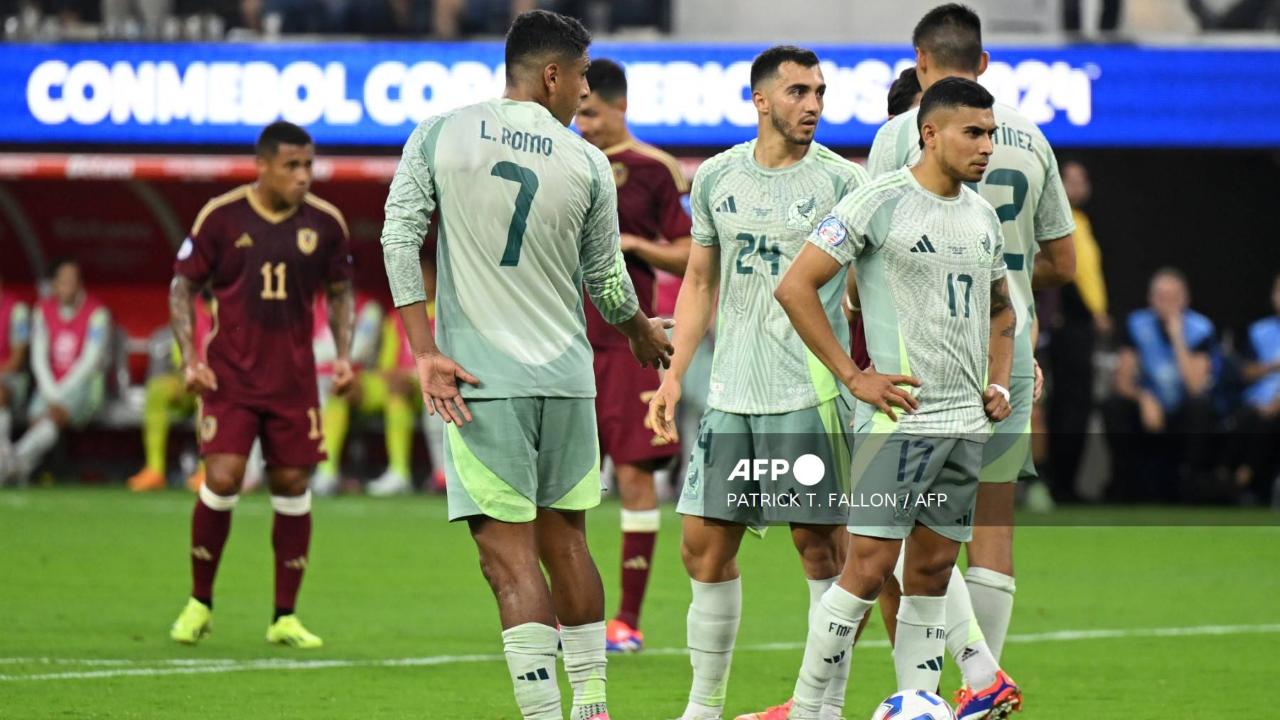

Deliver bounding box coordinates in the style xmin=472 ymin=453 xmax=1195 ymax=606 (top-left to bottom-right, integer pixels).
xmin=2 ymin=488 xmax=1277 ymax=718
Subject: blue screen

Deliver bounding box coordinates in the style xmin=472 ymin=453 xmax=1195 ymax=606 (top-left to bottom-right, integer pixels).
xmin=3 ymin=41 xmax=1278 ymax=148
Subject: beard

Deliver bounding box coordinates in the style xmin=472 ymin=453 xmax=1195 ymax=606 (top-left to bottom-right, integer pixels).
xmin=771 ymin=113 xmax=816 ymax=146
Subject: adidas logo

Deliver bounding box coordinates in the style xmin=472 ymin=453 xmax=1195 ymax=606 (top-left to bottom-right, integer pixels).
xmin=191 ymin=546 xmax=213 ymax=561
xmin=235 ymin=233 xmax=254 ymax=248
xmin=916 ymin=655 xmax=944 ymax=671
xmin=959 ymin=647 xmax=979 ymax=662
xmin=622 ymin=556 xmax=650 ymax=571
xmin=516 ymin=667 xmax=551 ymax=681
xmin=909 ymin=234 xmax=937 ymax=253
xmin=823 ymin=650 xmax=847 ymax=665
xmin=284 ymin=556 xmax=308 ymax=571
xmin=714 ymin=196 xmax=738 ymax=214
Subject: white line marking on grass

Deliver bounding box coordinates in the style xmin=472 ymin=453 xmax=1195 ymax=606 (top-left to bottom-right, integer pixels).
xmin=3 ymin=623 xmax=1278 ymax=682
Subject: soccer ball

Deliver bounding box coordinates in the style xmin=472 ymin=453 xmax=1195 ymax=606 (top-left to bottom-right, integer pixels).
xmin=870 ymin=689 xmax=956 ymax=720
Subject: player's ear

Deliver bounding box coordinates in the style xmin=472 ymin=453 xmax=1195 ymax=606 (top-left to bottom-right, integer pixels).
xmin=751 ymin=86 xmax=768 ymax=115
xmin=543 ymin=62 xmax=558 ymax=96
xmin=977 ymin=51 xmax=989 ymax=77
xmin=915 ymin=47 xmax=927 ymax=76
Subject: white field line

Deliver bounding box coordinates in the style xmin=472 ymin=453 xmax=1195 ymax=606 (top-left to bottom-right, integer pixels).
xmin=2 ymin=622 xmax=1277 ymax=682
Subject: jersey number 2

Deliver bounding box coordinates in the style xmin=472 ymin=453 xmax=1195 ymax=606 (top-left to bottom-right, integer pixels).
xmin=491 ymin=161 xmax=540 ymax=267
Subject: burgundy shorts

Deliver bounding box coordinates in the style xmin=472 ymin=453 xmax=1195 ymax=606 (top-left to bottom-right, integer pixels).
xmin=197 ymin=393 xmax=326 ymax=468
xmin=592 ymin=346 xmax=680 ymax=467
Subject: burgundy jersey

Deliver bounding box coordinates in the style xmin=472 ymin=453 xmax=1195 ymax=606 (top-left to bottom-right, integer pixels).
xmin=585 ymin=140 xmax=692 ymax=348
xmin=174 ymin=185 xmax=352 ymax=407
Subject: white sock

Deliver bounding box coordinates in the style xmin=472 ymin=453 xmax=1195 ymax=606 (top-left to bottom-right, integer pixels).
xmin=965 ymin=567 xmax=1016 ymax=661
xmin=894 ymin=594 xmax=947 ymax=691
xmin=792 ymin=584 xmax=874 ymax=720
xmin=502 ymin=622 xmax=562 ymax=720
xmin=561 ymin=621 xmax=608 ymax=720
xmin=684 ymin=577 xmax=741 ymax=718
xmin=945 ymin=566 xmax=999 ymax=690
xmin=0 ymin=407 xmax=12 ymax=447
xmin=14 ymin=418 xmax=59 ymax=480
xmin=807 ymin=576 xmax=851 ymax=719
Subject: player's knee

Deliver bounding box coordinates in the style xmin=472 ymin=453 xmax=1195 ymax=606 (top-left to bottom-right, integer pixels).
xmin=203 ymin=467 xmax=242 ymax=496
xmin=795 ymin=534 xmax=841 ymax=579
xmin=268 ymin=470 xmax=310 ymax=496
xmin=904 ymin=554 xmax=956 ymax=595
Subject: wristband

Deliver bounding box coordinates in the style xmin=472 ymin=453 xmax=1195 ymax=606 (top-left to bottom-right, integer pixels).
xmin=987 ymin=383 xmax=1010 ymax=403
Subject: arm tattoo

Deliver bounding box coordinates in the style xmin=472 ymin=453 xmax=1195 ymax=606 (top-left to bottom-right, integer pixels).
xmin=168 ymin=275 xmax=198 ymax=367
xmin=991 ymin=277 xmax=1015 ymax=337
xmin=327 ymin=281 xmax=355 ymax=360
xmin=990 ymin=277 xmax=1012 ymax=317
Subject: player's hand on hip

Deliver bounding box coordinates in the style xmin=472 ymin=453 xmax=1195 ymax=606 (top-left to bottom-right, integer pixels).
xmin=1033 ymin=359 xmax=1045 ymax=402
xmin=647 ymin=378 xmax=681 ymax=444
xmin=184 ymin=362 xmax=218 ymax=395
xmin=984 ymin=384 xmax=1012 ymax=422
xmin=416 ymin=351 xmax=480 ymax=425
xmin=330 ymin=359 xmax=356 ymax=397
xmin=628 ymin=316 xmax=676 ymax=370
xmin=849 ymin=369 xmax=920 ymax=422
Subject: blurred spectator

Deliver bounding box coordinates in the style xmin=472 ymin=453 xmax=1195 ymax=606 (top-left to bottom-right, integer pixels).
xmin=547 ymin=0 xmax=668 ymax=33
xmin=1063 ymin=0 xmax=1122 ymax=32
xmin=101 ymin=0 xmax=168 ymax=36
xmin=1187 ymin=0 xmax=1280 ymax=30
xmin=0 ymin=260 xmax=111 ymax=486
xmin=1046 ymin=160 xmax=1110 ymax=502
xmin=262 ymin=0 xmax=331 ymax=33
xmin=0 ymin=272 xmax=31 ymax=460
xmin=339 ymin=0 xmax=430 ymax=35
xmin=1227 ymin=273 xmax=1280 ymax=504
xmin=434 ymin=0 xmax=533 ymax=38
xmin=1104 ymin=268 xmax=1221 ymax=502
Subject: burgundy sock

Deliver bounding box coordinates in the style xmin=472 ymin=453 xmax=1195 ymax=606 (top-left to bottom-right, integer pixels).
xmin=616 ymin=530 xmax=657 ymax=629
xmin=272 ymin=511 xmax=312 ymax=613
xmin=190 ymin=498 xmax=233 ymax=604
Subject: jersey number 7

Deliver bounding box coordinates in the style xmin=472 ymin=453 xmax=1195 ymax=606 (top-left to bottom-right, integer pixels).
xmin=491 ymin=161 xmax=540 ymax=267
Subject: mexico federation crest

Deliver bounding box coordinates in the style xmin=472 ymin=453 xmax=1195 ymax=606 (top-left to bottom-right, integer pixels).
xmin=297 ymin=228 xmax=318 ymax=256
xmin=611 ymin=162 xmax=629 ymax=188
xmin=786 ymin=196 xmax=818 ymax=230
xmin=815 ymin=216 xmax=847 ymax=247
xmin=199 ymin=414 xmax=218 ymax=443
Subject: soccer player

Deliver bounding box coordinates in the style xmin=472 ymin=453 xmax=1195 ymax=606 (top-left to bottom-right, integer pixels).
xmin=310 ymin=290 xmax=384 ymax=495
xmin=0 ymin=272 xmax=30 ymax=462
xmin=167 ymin=121 xmax=355 ymax=649
xmin=865 ymin=5 xmax=1076 ymax=715
xmin=777 ymin=77 xmax=1015 ymax=719
xmin=379 ymin=11 xmax=672 ymax=720
xmin=575 ymin=57 xmax=692 ymax=653
xmin=0 ymin=260 xmax=110 ymax=486
xmin=645 ymin=46 xmax=870 ymax=720
xmin=887 ymin=65 xmax=923 ymax=118
xmin=126 ymin=295 xmax=215 ymax=492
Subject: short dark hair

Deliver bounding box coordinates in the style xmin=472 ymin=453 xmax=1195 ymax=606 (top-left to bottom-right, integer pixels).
xmin=505 ymin=10 xmax=591 ymax=82
xmin=750 ymin=45 xmax=820 ymax=89
xmin=1152 ymin=266 xmax=1188 ymax=287
xmin=887 ymin=66 xmax=923 ymax=117
xmin=912 ymin=3 xmax=984 ymax=74
xmin=48 ymin=257 xmax=78 ymax=279
xmin=586 ymin=58 xmax=627 ymax=102
xmin=256 ymin=121 xmax=312 ymax=158
xmin=916 ymin=76 xmax=994 ymax=147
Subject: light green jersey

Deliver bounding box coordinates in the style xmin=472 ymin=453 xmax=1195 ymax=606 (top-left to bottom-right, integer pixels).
xmin=381 ymin=98 xmax=638 ymax=399
xmin=813 ymin=168 xmax=1007 ymax=435
xmin=690 ymin=140 xmax=869 ymax=415
xmin=865 ymin=102 xmax=1074 ymax=378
